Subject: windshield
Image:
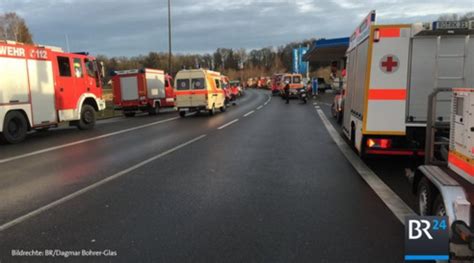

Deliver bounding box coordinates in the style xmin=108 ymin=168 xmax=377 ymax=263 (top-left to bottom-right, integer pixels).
xmin=293 ymin=76 xmax=301 ymax=83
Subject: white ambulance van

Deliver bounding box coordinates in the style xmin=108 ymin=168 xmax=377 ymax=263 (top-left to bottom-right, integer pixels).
xmin=174 ymin=69 xmax=226 ymax=117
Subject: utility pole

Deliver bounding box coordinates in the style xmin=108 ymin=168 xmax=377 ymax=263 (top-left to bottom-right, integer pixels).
xmin=168 ymin=0 xmax=172 ymax=74
xmin=65 ymin=34 xmax=70 ymax=52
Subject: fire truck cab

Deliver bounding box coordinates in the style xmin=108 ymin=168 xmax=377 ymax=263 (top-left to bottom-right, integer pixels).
xmin=111 ymin=68 xmax=175 ymax=117
xmin=0 ymin=41 xmax=105 ymax=143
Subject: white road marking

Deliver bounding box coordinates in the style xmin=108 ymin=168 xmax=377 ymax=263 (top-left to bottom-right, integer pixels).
xmin=0 ymin=117 xmax=180 ymax=164
xmin=315 ymin=106 xmax=321 ymax=109
xmin=257 ymin=105 xmax=263 ymax=110
xmin=315 ymin=108 xmax=416 ymax=225
xmin=243 ymin=110 xmax=255 ymax=117
xmin=0 ymin=134 xmax=207 ymax=232
xmin=217 ymin=119 xmax=239 ymax=130
xmin=313 ymin=102 xmax=318 ymax=105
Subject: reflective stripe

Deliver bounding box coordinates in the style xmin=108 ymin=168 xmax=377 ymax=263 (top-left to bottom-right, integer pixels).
xmin=175 ymin=90 xmax=208 ymax=95
xmin=449 ymin=152 xmax=474 ymax=177
xmin=368 ymin=89 xmax=406 ymax=100
xmin=379 ymin=28 xmax=400 ymax=38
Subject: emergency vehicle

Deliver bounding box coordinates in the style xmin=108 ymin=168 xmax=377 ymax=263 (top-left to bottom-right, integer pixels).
xmin=343 ymin=10 xmax=474 ymax=156
xmin=0 ymin=40 xmax=105 ymax=144
xmin=229 ymin=80 xmax=241 ymax=99
xmin=280 ymin=73 xmax=304 ymax=98
xmin=175 ymin=69 xmax=226 ymax=117
xmin=111 ymin=68 xmax=175 ymax=117
xmin=409 ymin=88 xmax=474 ymax=260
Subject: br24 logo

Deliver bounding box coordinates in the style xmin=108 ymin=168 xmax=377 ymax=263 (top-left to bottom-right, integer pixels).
xmin=408 ymin=219 xmax=447 ymax=240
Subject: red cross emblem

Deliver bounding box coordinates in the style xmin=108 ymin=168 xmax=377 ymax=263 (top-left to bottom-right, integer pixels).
xmin=380 ymin=55 xmax=399 ymax=73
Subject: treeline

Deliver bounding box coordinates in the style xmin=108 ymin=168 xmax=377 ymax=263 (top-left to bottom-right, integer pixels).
xmin=98 ymin=41 xmax=313 ymax=83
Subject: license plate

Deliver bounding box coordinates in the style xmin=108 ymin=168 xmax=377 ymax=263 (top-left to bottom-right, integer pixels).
xmin=302 ymin=94 xmax=306 ymax=97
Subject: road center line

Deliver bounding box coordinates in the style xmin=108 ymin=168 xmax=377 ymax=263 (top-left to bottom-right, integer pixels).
xmin=243 ymin=110 xmax=255 ymax=117
xmin=217 ymin=119 xmax=239 ymax=130
xmin=0 ymin=117 xmax=180 ymax=164
xmin=0 ymin=134 xmax=207 ymax=232
xmin=256 ymin=105 xmax=263 ymax=110
xmin=315 ymin=108 xmax=416 ymax=225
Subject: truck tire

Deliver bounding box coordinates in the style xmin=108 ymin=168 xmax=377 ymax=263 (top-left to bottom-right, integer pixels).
xmin=179 ymin=111 xmax=186 ymax=118
xmin=77 ymin=104 xmax=96 ymax=130
xmin=220 ymin=103 xmax=226 ymax=112
xmin=417 ymin=177 xmax=435 ymax=216
xmin=148 ymin=103 xmax=160 ymax=116
xmin=124 ymin=111 xmax=136 ymax=117
xmin=433 ymin=195 xmax=447 ymax=216
xmin=1 ymin=111 xmax=28 ymax=144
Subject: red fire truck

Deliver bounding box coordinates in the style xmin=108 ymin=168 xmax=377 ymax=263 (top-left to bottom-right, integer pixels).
xmin=111 ymin=68 xmax=175 ymax=117
xmin=0 ymin=40 xmax=106 ymax=144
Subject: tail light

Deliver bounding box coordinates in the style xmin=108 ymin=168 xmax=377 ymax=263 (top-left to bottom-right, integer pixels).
xmin=373 ymin=28 xmax=380 ymax=43
xmin=367 ymin=138 xmax=392 ymax=149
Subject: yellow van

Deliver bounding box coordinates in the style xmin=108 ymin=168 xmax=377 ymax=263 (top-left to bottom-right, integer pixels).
xmin=175 ymin=69 xmax=226 ymax=117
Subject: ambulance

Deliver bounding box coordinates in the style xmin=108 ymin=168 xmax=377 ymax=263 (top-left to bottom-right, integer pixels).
xmin=111 ymin=68 xmax=175 ymax=117
xmin=0 ymin=40 xmax=105 ymax=144
xmin=280 ymin=73 xmax=304 ymax=98
xmin=175 ymin=69 xmax=226 ymax=117
xmin=342 ymin=10 xmax=474 ymax=156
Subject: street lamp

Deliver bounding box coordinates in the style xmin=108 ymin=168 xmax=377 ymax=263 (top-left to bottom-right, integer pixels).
xmin=168 ymin=0 xmax=172 ymax=74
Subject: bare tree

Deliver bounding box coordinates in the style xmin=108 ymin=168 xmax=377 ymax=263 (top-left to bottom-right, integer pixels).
xmin=0 ymin=12 xmax=33 ymax=43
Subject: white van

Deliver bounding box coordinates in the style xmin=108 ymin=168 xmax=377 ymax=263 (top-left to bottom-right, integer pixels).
xmin=174 ymin=69 xmax=226 ymax=117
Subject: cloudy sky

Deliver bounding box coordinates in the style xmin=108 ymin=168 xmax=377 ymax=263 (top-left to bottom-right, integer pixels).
xmin=1 ymin=0 xmax=473 ymax=56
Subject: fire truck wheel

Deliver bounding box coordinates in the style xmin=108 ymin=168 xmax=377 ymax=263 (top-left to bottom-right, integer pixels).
xmin=148 ymin=103 xmax=160 ymax=116
xmin=433 ymin=195 xmax=447 ymax=216
xmin=78 ymin=104 xmax=96 ymax=130
xmin=179 ymin=111 xmax=186 ymax=118
xmin=220 ymin=104 xmax=226 ymax=112
xmin=417 ymin=177 xmax=435 ymax=216
xmin=1 ymin=111 xmax=28 ymax=144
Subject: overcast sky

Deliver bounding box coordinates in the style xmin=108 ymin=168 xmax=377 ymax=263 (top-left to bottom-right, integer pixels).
xmin=1 ymin=0 xmax=473 ymax=56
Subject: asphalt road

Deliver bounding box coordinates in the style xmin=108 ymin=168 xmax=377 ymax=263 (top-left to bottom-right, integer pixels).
xmin=1 ymin=89 xmax=406 ymax=262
